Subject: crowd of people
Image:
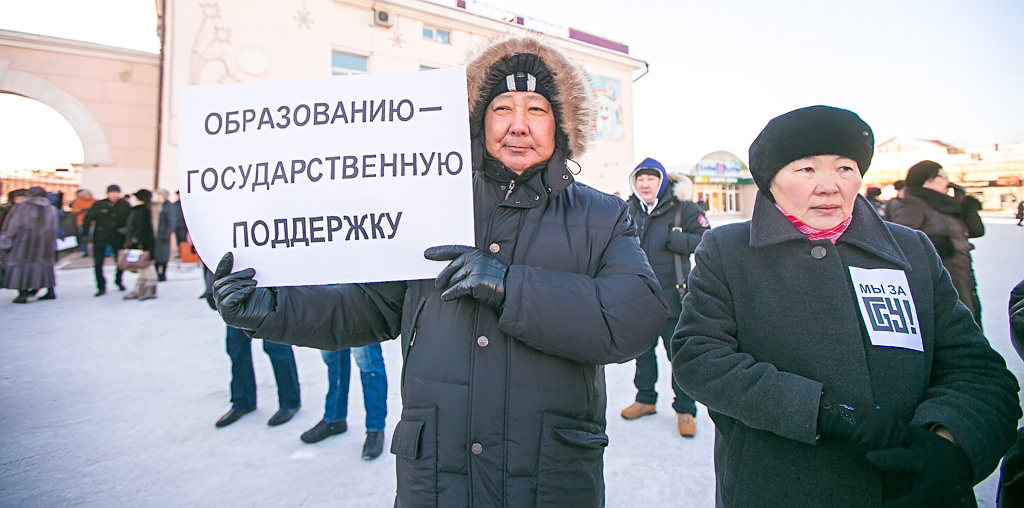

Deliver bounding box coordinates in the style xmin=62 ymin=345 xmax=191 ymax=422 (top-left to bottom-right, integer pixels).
xmin=0 ymin=183 xmax=188 ymax=303
xmin=4 ymin=35 xmax=1024 ymax=508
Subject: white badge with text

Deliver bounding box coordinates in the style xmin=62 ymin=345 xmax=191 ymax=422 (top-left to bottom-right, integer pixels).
xmin=849 ymin=267 xmax=923 ymax=352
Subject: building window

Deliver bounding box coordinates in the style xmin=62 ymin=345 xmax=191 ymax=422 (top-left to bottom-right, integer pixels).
xmin=423 ymin=26 xmax=450 ymax=44
xmin=332 ymin=52 xmax=367 ymax=75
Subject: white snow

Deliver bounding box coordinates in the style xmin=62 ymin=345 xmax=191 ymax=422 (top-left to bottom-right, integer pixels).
xmin=1 ymin=213 xmax=1021 ymax=507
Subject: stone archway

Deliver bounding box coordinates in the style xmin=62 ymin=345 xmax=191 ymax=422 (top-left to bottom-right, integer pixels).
xmin=0 ymin=59 xmax=113 ymax=166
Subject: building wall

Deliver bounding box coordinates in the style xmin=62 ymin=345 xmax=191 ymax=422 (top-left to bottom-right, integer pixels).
xmin=0 ymin=31 xmax=159 ymax=195
xmin=159 ymin=0 xmax=646 ymax=196
xmin=866 ymin=137 xmax=1024 ymax=210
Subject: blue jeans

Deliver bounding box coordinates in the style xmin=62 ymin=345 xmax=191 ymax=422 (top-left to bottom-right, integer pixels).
xmin=226 ymin=326 xmax=300 ymax=411
xmin=321 ymin=344 xmax=387 ymax=432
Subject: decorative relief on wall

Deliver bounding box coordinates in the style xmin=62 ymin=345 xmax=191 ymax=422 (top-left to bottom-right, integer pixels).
xmin=190 ymin=3 xmax=238 ymax=85
xmin=390 ymin=31 xmax=405 ymax=49
xmin=295 ymin=0 xmax=314 ymax=29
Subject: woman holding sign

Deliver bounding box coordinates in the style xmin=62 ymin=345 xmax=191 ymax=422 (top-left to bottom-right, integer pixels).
xmin=671 ymin=105 xmax=1020 ymax=508
xmin=211 ymin=36 xmax=667 ymax=506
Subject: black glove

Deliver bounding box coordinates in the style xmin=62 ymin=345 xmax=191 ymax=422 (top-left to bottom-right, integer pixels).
xmin=817 ymin=392 xmax=909 ymax=450
xmin=867 ymin=426 xmax=974 ymax=508
xmin=211 ymin=252 xmax=276 ymax=331
xmin=424 ymin=245 xmax=507 ymax=309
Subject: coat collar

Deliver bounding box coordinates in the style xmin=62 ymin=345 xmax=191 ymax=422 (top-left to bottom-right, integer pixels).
xmin=750 ymin=192 xmax=911 ymax=271
xmin=475 ymin=147 xmax=574 ymax=209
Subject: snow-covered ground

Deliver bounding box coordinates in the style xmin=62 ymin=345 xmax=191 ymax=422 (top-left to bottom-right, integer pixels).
xmin=1 ymin=213 xmax=1021 ymax=507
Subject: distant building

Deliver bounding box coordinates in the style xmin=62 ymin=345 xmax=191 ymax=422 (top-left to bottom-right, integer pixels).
xmin=667 ymin=151 xmax=756 ymax=218
xmin=0 ymin=29 xmax=160 ymax=195
xmin=868 ymin=136 xmax=1024 ymax=210
xmin=156 ymin=0 xmax=648 ymax=196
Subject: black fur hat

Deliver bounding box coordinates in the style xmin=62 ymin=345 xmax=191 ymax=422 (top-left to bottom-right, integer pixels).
xmin=749 ymin=105 xmax=874 ymax=200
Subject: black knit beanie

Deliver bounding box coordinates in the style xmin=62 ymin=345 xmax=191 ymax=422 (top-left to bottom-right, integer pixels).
xmin=905 ymin=160 xmax=942 ymax=188
xmin=749 ymin=105 xmax=874 ymax=200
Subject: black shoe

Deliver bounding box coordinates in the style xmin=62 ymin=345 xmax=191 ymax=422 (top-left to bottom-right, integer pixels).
xmin=12 ymin=295 xmax=28 ymax=304
xmin=215 ymin=406 xmax=255 ymax=428
xmin=116 ymin=281 xmax=126 ymax=291
xmin=157 ymin=274 xmax=167 ymax=282
xmin=267 ymin=406 xmax=299 ymax=426
xmin=27 ymin=289 xmax=39 ymax=297
xmin=94 ymin=288 xmax=106 ymax=297
xmin=39 ymin=290 xmax=56 ymax=300
xmin=362 ymin=431 xmax=385 ymax=460
xmin=300 ymin=420 xmax=348 ymax=443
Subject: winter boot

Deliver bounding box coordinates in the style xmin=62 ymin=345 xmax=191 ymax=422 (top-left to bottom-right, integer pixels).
xmin=677 ymin=413 xmax=697 ymax=437
xmin=123 ymin=280 xmax=143 ymax=300
xmin=620 ymin=402 xmax=657 ymax=420
xmin=139 ymin=281 xmax=158 ymax=301
xmin=39 ymin=289 xmax=56 ymax=300
xmin=13 ymin=290 xmax=29 ymax=304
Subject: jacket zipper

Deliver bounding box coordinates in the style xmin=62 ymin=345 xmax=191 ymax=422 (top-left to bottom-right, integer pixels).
xmin=504 ymin=179 xmax=516 ymax=200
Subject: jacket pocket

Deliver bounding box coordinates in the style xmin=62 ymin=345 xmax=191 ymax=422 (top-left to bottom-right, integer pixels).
xmin=536 ymin=412 xmax=608 ymax=508
xmin=391 ymin=406 xmax=438 ymax=508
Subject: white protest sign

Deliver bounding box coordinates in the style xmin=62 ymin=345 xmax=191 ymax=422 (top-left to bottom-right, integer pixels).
xmin=178 ymin=67 xmax=475 ymax=286
xmin=848 ymin=267 xmax=924 ymax=351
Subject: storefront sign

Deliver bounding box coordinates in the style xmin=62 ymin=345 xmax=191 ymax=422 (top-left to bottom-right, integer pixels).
xmin=697 ymin=160 xmax=743 ymax=178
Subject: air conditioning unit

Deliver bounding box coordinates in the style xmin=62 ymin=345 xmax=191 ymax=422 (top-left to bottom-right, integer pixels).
xmin=374 ymin=9 xmax=394 ymax=27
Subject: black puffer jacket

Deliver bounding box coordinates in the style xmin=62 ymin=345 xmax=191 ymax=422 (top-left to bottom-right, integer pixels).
xmin=253 ymin=152 xmax=667 ymax=507
xmin=626 ymin=181 xmax=709 ymax=307
xmin=83 ymin=198 xmax=131 ymax=246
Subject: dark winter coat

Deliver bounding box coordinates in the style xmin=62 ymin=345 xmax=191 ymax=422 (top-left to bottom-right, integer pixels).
xmin=252 ymin=152 xmax=667 ymax=507
xmin=626 ymin=182 xmax=709 ymax=309
xmin=671 ymin=193 xmax=1020 ymax=508
xmin=123 ymin=204 xmax=155 ymax=255
xmin=154 ymin=201 xmax=175 ymax=264
xmin=83 ymin=198 xmax=131 ymax=247
xmin=0 ymin=196 xmax=57 ymax=290
xmin=170 ymin=200 xmax=188 ymax=245
xmin=890 ymin=186 xmax=983 ymax=322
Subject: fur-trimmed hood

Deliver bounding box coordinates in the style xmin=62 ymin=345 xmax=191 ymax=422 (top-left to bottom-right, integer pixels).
xmin=466 ymin=36 xmax=595 ymax=160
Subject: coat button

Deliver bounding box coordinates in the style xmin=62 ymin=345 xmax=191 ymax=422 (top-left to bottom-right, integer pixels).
xmin=471 ymin=443 xmax=482 ymax=454
xmin=811 ymin=246 xmax=827 ymax=259
xmin=477 ymin=336 xmax=489 ymax=347
xmin=489 ymin=243 xmax=500 ymax=254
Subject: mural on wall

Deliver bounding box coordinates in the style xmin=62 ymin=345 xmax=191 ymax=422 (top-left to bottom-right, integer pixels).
xmin=591 ymin=75 xmax=623 ymax=140
xmin=190 ymin=3 xmax=238 ymax=85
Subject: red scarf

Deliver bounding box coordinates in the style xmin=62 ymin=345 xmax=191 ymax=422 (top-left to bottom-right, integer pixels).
xmin=775 ymin=204 xmax=852 ymax=244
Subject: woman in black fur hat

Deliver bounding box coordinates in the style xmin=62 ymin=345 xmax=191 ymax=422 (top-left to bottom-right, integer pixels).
xmin=671 ymin=105 xmax=1018 ymax=508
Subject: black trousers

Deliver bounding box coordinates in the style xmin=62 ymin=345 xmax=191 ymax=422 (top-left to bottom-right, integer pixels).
xmin=633 ymin=307 xmax=697 ymax=415
xmin=93 ymin=241 xmax=123 ymax=290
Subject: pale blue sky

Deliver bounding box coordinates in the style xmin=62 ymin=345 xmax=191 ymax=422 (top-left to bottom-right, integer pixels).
xmin=1 ymin=0 xmax=1021 ymax=171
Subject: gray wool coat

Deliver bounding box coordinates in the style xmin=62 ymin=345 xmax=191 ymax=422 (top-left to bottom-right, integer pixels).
xmin=671 ymin=193 xmax=1020 ymax=508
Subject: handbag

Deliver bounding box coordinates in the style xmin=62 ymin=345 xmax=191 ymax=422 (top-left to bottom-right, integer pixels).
xmin=117 ymin=248 xmax=153 ymax=272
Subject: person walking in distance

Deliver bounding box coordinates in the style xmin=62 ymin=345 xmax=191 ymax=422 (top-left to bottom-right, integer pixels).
xmin=82 ymin=185 xmax=131 ymax=296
